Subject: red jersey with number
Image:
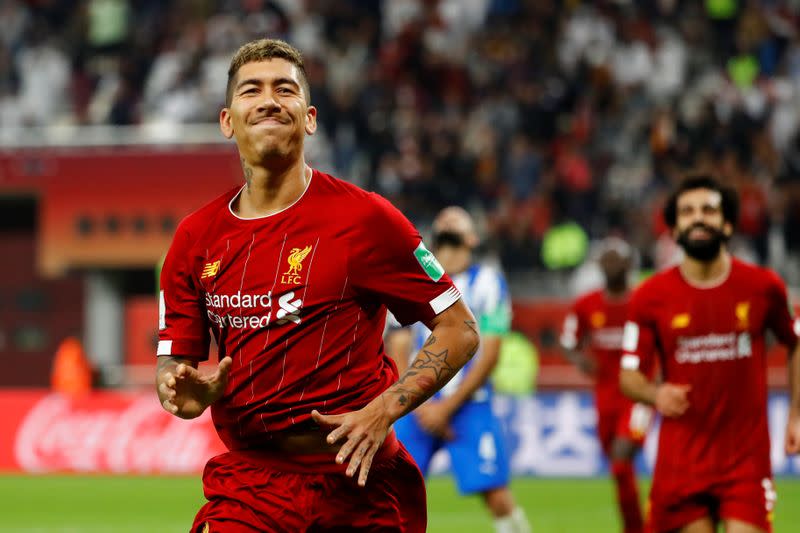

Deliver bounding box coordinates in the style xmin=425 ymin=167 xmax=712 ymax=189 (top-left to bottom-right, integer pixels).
xmin=157 ymin=169 xmax=460 ymax=451
xmin=621 ymin=258 xmax=799 ymax=483
xmin=561 ymin=289 xmax=633 ymax=414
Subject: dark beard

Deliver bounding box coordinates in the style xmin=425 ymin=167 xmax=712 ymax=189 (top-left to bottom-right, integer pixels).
xmin=676 ymin=224 xmax=727 ymax=261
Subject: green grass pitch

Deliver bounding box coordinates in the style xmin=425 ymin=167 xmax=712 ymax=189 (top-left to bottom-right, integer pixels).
xmin=0 ymin=475 xmax=798 ymax=532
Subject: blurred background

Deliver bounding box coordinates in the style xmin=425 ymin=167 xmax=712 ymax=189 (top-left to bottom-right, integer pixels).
xmin=1 ymin=0 xmax=800 ymax=531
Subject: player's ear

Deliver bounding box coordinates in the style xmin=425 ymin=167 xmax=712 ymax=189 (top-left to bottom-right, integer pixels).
xmin=304 ymin=105 xmax=317 ymax=136
xmin=723 ymin=221 xmax=734 ymax=238
xmin=220 ymin=108 xmax=234 ymax=139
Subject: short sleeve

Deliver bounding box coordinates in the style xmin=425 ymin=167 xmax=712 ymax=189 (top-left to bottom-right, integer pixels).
xmin=476 ymin=267 xmax=512 ymax=336
xmin=560 ymin=298 xmax=586 ymax=350
xmin=350 ymin=194 xmax=460 ymax=326
xmin=157 ymin=224 xmax=210 ymax=360
xmin=620 ymin=288 xmax=657 ymax=376
xmin=764 ymin=270 xmax=800 ymax=349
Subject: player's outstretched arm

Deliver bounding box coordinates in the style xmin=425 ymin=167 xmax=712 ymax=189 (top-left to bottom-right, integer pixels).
xmin=620 ymin=369 xmax=690 ymax=418
xmin=311 ymin=299 xmax=478 ymax=486
xmin=786 ymin=343 xmax=800 ymax=454
xmin=156 ymin=355 xmax=232 ymax=419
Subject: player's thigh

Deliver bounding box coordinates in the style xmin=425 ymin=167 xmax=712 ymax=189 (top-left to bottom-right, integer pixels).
xmin=716 ymin=478 xmax=774 ymax=533
xmin=674 ymin=516 xmax=716 ymax=533
xmin=596 ymin=410 xmax=617 ymax=457
xmin=393 ymin=412 xmax=439 ymax=474
xmin=648 ymin=484 xmax=715 ymax=533
xmin=446 ymin=402 xmax=510 ymax=495
xmin=723 ymin=519 xmax=767 ymax=533
xmin=194 ymin=452 xmax=304 ymax=532
xmin=313 ymin=444 xmax=427 ymax=532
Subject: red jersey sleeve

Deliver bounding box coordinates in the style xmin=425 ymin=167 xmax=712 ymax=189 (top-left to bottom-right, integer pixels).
xmin=764 ymin=269 xmax=800 ymax=349
xmin=621 ymin=286 xmax=657 ymax=375
xmin=157 ymin=223 xmax=210 ymax=360
xmin=560 ymin=297 xmax=587 ymax=350
xmin=350 ymin=194 xmax=460 ymax=326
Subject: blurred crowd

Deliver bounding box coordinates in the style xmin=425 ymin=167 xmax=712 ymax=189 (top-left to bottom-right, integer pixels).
xmin=4 ymin=0 xmax=800 ymax=288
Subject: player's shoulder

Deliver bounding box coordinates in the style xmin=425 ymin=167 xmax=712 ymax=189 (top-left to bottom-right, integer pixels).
xmin=574 ymin=288 xmax=604 ymax=307
xmin=474 ymin=261 xmax=507 ymax=285
xmin=630 ymin=266 xmax=680 ymax=301
xmin=731 ymin=257 xmax=785 ymax=290
xmin=471 ymin=262 xmax=509 ymax=297
xmin=174 ymin=186 xmax=241 ymax=243
xmin=311 ymin=169 xmax=402 ymax=221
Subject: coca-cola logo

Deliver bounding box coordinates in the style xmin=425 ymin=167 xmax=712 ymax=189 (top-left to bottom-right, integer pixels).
xmin=14 ymin=394 xmax=224 ymax=473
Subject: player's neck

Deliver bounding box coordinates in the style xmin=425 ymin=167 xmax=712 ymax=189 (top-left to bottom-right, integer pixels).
xmin=679 ymin=250 xmax=731 ymax=288
xmin=604 ymin=284 xmax=628 ymax=300
xmin=437 ymin=247 xmax=472 ymax=276
xmin=234 ymin=158 xmax=311 ymax=218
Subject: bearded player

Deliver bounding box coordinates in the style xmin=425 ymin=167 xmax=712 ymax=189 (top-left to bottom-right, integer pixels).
xmin=155 ymin=39 xmax=478 ymax=532
xmin=620 ymin=175 xmax=800 ymax=533
xmin=560 ymin=237 xmax=651 ymax=533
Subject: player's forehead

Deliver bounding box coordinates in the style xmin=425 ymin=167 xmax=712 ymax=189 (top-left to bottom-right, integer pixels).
xmin=676 ymin=188 xmax=722 ymax=210
xmin=234 ymin=59 xmax=303 ymax=88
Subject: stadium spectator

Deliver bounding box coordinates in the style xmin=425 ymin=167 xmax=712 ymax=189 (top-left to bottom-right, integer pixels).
xmin=387 ymin=206 xmax=531 ymax=533
xmin=2 ymin=2 xmax=800 ymax=285
xmin=620 ymin=175 xmax=800 ymax=532
xmin=155 ymin=38 xmax=478 ymax=532
xmin=560 ymin=237 xmax=650 ymax=533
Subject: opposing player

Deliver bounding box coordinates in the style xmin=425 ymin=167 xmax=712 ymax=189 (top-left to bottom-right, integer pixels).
xmin=386 ymin=207 xmax=531 ymax=533
xmin=560 ymin=237 xmax=650 ymax=533
xmin=155 ymin=39 xmax=479 ymax=532
xmin=619 ymin=175 xmax=800 ymax=533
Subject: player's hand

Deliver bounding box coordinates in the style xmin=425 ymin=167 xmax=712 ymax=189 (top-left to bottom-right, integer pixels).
xmin=654 ymin=383 xmax=691 ymax=418
xmin=414 ymin=401 xmax=455 ymax=440
xmin=786 ymin=410 xmax=800 ymax=455
xmin=158 ymin=357 xmax=232 ymax=419
xmin=311 ymin=399 xmax=393 ymax=487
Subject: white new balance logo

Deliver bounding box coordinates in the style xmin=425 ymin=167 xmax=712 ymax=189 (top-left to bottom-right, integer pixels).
xmin=276 ymin=291 xmax=303 ymax=325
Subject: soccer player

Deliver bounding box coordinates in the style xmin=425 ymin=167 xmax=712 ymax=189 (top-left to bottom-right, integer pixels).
xmin=386 ymin=207 xmax=531 ymax=533
xmin=155 ymin=39 xmax=479 ymax=533
xmin=560 ymin=237 xmax=650 ymax=533
xmin=619 ymin=175 xmax=800 ymax=533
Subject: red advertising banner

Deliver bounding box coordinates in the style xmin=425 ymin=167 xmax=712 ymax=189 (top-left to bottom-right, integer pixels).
xmin=0 ymin=390 xmax=225 ymax=473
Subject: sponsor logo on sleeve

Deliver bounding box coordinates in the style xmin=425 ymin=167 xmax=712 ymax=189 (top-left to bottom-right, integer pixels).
xmin=281 ymin=245 xmax=313 ymax=285
xmin=201 ymin=260 xmax=221 ymax=279
xmin=414 ymin=242 xmax=444 ymax=282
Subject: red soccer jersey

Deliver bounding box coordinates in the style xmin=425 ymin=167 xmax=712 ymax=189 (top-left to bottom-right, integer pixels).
xmin=561 ymin=289 xmax=632 ymax=413
xmin=621 ymin=258 xmax=799 ymax=483
xmin=158 ymin=169 xmax=460 ymax=451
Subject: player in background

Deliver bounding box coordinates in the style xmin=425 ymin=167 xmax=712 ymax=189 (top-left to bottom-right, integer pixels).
xmin=619 ymin=175 xmax=800 ymax=533
xmin=386 ymin=206 xmax=531 ymax=533
xmin=155 ymin=39 xmax=479 ymax=532
xmin=560 ymin=237 xmax=650 ymax=533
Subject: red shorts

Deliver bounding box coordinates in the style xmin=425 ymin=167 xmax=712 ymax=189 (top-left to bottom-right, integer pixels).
xmin=192 ymin=432 xmax=426 ymax=532
xmin=647 ymin=476 xmax=776 ymax=532
xmin=597 ymin=402 xmax=652 ymax=456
